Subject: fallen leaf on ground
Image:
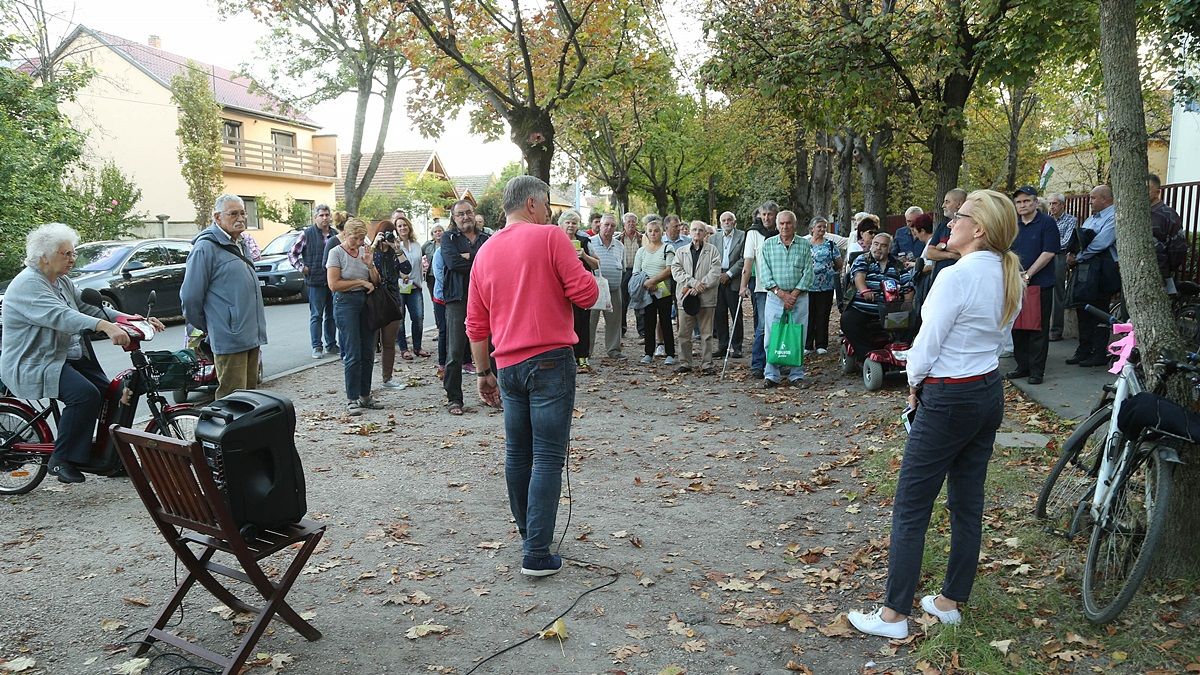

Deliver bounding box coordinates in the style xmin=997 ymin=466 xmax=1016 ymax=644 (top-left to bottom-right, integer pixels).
xmin=658 ymin=666 xmax=686 ymax=675
xmin=538 ymin=618 xmax=569 ymax=640
xmin=989 ymin=639 xmax=1013 ymax=655
xmin=100 ymin=618 xmax=127 ymax=631
xmin=405 ymin=622 xmax=449 ymax=639
xmin=817 ymin=613 xmax=855 ymax=638
xmin=0 ymin=657 xmax=36 ymax=673
xmin=112 ymin=658 xmax=152 ymax=674
xmin=785 ymin=661 xmax=814 ymax=674
xmin=476 ymin=541 xmax=504 ymax=549
xmin=718 ymin=579 xmax=755 ymax=592
xmin=681 ymin=639 xmax=707 ymax=652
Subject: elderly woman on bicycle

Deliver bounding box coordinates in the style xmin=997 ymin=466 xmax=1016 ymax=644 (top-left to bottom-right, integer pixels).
xmin=847 ymin=190 xmax=1022 ymax=638
xmin=0 ymin=223 xmax=164 ymax=484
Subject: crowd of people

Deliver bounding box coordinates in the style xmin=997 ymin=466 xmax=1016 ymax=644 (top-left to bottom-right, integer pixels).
xmin=5 ymin=175 xmax=1184 ymax=624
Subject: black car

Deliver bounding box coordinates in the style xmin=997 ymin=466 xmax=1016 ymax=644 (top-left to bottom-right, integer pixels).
xmin=256 ymin=231 xmax=304 ymax=299
xmin=67 ymin=239 xmax=193 ymax=316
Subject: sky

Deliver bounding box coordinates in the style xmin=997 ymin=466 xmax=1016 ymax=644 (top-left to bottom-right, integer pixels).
xmin=31 ymin=0 xmax=706 ymax=181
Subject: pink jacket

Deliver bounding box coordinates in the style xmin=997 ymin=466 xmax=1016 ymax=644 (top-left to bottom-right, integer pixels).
xmin=466 ymin=222 xmax=600 ymax=369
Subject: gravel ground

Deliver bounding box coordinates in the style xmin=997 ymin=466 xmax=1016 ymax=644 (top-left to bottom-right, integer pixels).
xmin=1 ymin=326 xmax=969 ymax=675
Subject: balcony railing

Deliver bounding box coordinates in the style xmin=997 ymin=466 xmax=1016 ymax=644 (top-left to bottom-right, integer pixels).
xmin=222 ymin=137 xmax=336 ymax=178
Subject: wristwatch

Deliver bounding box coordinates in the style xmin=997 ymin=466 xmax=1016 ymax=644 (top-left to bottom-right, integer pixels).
xmin=476 ymin=368 xmax=493 ymax=378
xmin=937 ymin=243 xmax=947 ymax=251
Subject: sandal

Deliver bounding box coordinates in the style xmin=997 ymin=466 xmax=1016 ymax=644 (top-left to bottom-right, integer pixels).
xmin=401 ymin=350 xmax=414 ymax=361
xmin=414 ymin=349 xmax=431 ymax=358
xmin=448 ymin=402 xmax=464 ymax=416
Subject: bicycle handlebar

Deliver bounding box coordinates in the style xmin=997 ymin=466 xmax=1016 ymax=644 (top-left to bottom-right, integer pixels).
xmin=1083 ymin=304 xmax=1118 ymax=325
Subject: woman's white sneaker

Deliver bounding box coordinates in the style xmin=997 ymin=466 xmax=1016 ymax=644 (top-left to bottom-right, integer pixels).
xmin=847 ymin=608 xmax=909 ymax=639
xmin=921 ymin=595 xmax=962 ymax=625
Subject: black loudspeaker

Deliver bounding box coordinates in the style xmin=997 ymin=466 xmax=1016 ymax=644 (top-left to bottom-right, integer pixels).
xmin=195 ymin=390 xmax=307 ymax=533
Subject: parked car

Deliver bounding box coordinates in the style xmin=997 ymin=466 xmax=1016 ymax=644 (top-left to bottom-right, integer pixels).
xmin=256 ymin=231 xmax=304 ymax=300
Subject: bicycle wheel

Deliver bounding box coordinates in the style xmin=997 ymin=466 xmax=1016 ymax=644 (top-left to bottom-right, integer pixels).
xmin=0 ymin=403 xmax=52 ymax=495
xmin=145 ymin=408 xmax=201 ymax=442
xmin=1036 ymin=404 xmax=1110 ymax=537
xmin=1081 ymin=442 xmax=1175 ymax=624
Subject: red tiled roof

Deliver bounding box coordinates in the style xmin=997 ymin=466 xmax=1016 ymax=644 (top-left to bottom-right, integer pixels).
xmin=335 ymin=150 xmax=439 ymax=201
xmin=76 ymin=26 xmax=315 ymax=127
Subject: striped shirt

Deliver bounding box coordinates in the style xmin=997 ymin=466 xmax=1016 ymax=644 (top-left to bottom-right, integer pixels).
xmin=848 ymin=253 xmax=914 ymax=314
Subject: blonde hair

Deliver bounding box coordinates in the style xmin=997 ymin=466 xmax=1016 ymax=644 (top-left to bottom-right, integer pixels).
xmin=343 ymin=217 xmax=369 ymax=239
xmin=964 ymin=189 xmax=1023 ymax=325
xmin=333 ymin=210 xmax=349 ymax=229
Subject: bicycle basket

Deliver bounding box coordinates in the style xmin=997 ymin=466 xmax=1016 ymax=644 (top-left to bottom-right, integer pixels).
xmin=142 ymin=349 xmax=200 ymax=392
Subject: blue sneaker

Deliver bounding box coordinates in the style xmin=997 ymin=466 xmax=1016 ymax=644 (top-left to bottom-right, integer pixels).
xmin=521 ymin=554 xmax=563 ymax=577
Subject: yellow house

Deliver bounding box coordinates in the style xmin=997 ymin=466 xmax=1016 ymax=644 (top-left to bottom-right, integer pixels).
xmin=44 ymin=26 xmax=338 ymax=249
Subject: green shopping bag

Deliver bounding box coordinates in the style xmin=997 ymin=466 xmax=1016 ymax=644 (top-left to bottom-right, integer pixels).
xmin=767 ymin=312 xmax=804 ymax=367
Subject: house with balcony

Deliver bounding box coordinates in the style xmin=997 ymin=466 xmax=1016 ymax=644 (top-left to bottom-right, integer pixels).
xmin=39 ymin=26 xmax=338 ymax=248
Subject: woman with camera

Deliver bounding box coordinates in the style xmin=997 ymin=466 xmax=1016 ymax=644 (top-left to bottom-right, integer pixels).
xmin=391 ymin=215 xmax=428 ymax=362
xmin=371 ymin=220 xmax=408 ymax=390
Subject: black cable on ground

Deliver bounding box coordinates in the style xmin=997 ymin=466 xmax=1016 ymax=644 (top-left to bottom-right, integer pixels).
xmin=462 ymin=446 xmax=620 ymax=675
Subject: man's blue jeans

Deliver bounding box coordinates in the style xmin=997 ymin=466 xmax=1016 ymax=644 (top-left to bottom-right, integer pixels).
xmin=750 ymin=284 xmax=767 ymax=372
xmin=307 ymin=284 xmax=336 ymax=351
xmin=763 ymin=291 xmax=808 ymax=383
xmin=395 ymin=289 xmax=425 ymax=352
xmin=332 ymin=291 xmax=373 ymax=400
xmin=498 ymin=346 xmax=575 ymax=560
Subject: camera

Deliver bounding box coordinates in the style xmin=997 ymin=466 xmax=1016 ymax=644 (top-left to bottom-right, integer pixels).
xmin=380 ymin=230 xmax=396 ymax=243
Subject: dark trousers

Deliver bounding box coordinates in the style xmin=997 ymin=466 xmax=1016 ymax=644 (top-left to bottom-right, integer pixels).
xmin=572 ymin=305 xmax=591 ymax=359
xmin=885 ymin=372 xmax=1003 ymax=615
xmin=840 ymin=307 xmax=885 ymax=360
xmin=444 ymin=300 xmax=467 ymax=405
xmin=1051 ymin=253 xmax=1068 ymax=336
xmin=643 ymin=295 xmax=675 ymax=357
xmin=1012 ymin=287 xmax=1053 ymax=377
xmin=1075 ymin=307 xmax=1110 ymax=357
xmin=56 ymin=357 xmax=110 ymax=465
xmin=714 ymin=279 xmax=744 ymax=354
xmin=433 ymin=300 xmax=447 ymax=366
xmin=806 ymin=289 xmax=834 ymax=350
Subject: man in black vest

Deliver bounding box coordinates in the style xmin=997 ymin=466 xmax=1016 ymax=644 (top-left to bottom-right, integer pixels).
xmin=441 ymin=199 xmax=490 ymax=415
xmin=288 ymin=204 xmax=339 ymax=358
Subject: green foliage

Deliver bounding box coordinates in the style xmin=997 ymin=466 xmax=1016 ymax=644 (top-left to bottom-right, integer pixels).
xmin=286 ymin=199 xmax=311 ymax=229
xmin=170 ymin=61 xmax=225 ymax=227
xmin=256 ymin=195 xmax=284 ymax=225
xmin=1161 ymin=0 xmax=1200 ymax=101
xmin=348 ymin=172 xmax=455 ymax=224
xmin=65 ymin=162 xmax=146 ymax=243
xmin=0 ymin=44 xmax=88 ymax=279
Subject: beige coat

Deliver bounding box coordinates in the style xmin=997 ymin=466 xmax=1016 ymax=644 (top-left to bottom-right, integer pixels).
xmin=671 ymin=242 xmax=722 ymax=308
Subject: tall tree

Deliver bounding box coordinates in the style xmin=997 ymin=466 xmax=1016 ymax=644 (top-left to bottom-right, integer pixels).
xmin=219 ymin=0 xmax=417 ymax=215
xmin=403 ymin=0 xmax=651 ymax=183
xmin=1101 ymin=0 xmax=1200 ymax=572
xmin=170 ymin=62 xmax=225 ymax=228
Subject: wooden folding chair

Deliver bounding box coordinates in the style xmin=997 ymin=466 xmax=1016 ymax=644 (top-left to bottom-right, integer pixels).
xmin=110 ymin=425 xmax=325 ymax=675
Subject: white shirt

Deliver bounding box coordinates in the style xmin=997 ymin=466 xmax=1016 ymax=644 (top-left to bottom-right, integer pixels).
xmin=743 ymin=229 xmax=767 ymax=293
xmin=721 ymin=230 xmax=734 ymax=269
xmin=906 ymin=250 xmax=1015 ymax=387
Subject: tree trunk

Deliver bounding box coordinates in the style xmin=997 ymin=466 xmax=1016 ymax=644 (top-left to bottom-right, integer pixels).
xmin=651 ymin=188 xmax=669 ymax=217
xmin=810 ymin=131 xmax=834 ymax=224
xmin=1003 ymin=80 xmax=1037 ymax=194
xmin=707 ymin=174 xmax=716 ymax=224
xmin=509 ymin=107 xmax=554 ymax=184
xmin=613 ymin=182 xmax=630 ymax=214
xmin=928 ymin=72 xmax=971 ymax=209
xmin=342 ymin=60 xmax=400 ymax=215
xmin=896 ymin=161 xmax=912 ymax=213
xmin=834 ymin=132 xmax=854 ymax=235
xmin=855 ymin=131 xmax=890 ymax=217
xmin=791 ymin=126 xmax=813 ymax=228
xmin=1099 ymin=0 xmax=1199 ymax=573
xmin=671 ymin=191 xmax=683 ymax=217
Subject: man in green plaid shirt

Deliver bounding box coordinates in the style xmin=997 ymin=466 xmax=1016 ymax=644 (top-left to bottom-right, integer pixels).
xmin=759 ymin=210 xmax=814 ymax=387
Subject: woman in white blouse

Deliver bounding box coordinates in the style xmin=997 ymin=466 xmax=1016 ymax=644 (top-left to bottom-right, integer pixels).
xmin=848 ymin=189 xmax=1023 ymax=639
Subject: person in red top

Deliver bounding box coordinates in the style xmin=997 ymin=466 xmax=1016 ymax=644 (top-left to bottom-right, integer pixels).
xmin=467 ymin=175 xmax=599 ymax=578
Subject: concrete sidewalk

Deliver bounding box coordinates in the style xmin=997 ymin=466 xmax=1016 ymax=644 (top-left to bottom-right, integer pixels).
xmin=1001 ymin=336 xmax=1111 ymax=420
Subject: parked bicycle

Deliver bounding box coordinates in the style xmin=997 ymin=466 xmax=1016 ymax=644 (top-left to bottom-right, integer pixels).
xmin=1035 ymin=304 xmax=1200 ymax=623
xmin=0 ymin=290 xmax=201 ymax=495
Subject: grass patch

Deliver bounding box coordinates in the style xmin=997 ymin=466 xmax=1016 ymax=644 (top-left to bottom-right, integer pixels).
xmin=861 ymin=389 xmax=1200 ymax=674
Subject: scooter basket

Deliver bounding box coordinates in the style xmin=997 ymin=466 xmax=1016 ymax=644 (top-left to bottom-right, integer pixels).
xmin=142 ymin=349 xmax=200 ymax=392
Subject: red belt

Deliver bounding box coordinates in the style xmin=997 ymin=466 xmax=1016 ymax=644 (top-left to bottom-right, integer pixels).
xmin=923 ymin=370 xmax=997 ymax=385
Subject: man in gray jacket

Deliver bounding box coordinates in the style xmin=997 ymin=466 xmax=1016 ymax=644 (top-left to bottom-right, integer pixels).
xmin=710 ymin=211 xmax=746 ymax=358
xmin=181 ymin=194 xmax=267 ymax=399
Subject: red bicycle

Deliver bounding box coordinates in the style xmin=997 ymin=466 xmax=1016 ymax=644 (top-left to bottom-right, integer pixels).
xmin=0 ymin=290 xmax=200 ymax=494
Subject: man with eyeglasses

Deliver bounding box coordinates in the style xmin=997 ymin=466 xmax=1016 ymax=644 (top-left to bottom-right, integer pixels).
xmin=923 ymin=188 xmax=967 ymax=285
xmin=181 ymin=194 xmax=267 ymax=399
xmin=288 ymin=204 xmax=338 ymax=358
xmin=1046 ymin=193 xmax=1077 ymax=341
xmin=440 ymin=199 xmax=491 ymax=415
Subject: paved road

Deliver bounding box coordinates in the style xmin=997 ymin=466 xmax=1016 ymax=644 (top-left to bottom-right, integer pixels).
xmin=93 ymin=293 xmax=437 ymax=416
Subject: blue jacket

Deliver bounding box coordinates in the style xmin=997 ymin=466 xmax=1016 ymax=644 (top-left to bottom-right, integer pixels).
xmin=438 ymin=227 xmax=489 ymax=303
xmin=626 ymin=271 xmax=652 ymax=311
xmin=181 ymin=225 xmax=268 ymax=355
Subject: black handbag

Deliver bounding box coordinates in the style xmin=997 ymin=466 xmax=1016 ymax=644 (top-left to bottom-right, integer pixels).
xmin=364 ymin=287 xmax=403 ymax=331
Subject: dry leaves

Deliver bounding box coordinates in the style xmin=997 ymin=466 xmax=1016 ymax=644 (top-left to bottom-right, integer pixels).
xmin=405 ymin=622 xmax=449 ymax=639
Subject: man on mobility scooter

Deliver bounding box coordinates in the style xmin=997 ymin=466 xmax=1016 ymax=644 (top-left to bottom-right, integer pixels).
xmin=840 ymin=232 xmax=919 ymax=390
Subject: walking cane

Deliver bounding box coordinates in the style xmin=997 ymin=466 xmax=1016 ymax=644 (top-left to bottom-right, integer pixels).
xmin=719 ymin=300 xmax=743 ymax=382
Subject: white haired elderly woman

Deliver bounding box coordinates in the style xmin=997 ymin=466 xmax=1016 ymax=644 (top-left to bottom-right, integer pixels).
xmin=558 ymin=209 xmax=599 ymax=372
xmin=0 ymin=224 xmax=164 ymax=483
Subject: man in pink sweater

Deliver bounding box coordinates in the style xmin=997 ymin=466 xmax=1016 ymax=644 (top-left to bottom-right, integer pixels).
xmin=466 ymin=175 xmax=599 ymax=577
